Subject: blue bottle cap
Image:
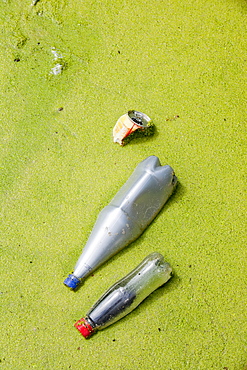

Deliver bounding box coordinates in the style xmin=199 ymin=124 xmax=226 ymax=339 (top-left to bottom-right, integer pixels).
xmin=63 ymin=274 xmax=80 ymax=290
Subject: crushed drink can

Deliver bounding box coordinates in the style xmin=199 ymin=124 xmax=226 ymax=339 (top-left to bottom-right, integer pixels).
xmin=113 ymin=110 xmax=153 ymax=146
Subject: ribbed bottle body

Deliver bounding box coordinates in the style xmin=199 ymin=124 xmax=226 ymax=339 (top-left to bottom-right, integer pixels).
xmin=64 ymin=156 xmax=177 ymax=290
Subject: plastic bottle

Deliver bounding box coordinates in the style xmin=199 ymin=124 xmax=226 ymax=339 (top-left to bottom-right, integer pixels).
xmin=64 ymin=156 xmax=177 ymax=290
xmin=74 ymin=252 xmax=172 ymax=338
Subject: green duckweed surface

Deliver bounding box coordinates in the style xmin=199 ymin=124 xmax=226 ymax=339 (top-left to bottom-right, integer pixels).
xmin=0 ymin=0 xmax=246 ymax=369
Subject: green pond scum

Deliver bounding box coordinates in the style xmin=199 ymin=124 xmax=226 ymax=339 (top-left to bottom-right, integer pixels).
xmin=0 ymin=0 xmax=246 ymax=369
xmin=121 ymin=122 xmax=155 ymax=146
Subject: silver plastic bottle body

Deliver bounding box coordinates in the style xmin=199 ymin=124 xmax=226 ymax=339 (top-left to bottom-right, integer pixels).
xmin=85 ymin=252 xmax=172 ymax=330
xmin=73 ymin=205 xmax=141 ymax=278
xmin=72 ymin=156 xmax=177 ymax=281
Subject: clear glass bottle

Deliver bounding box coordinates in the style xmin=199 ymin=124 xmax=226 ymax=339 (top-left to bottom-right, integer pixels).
xmin=74 ymin=252 xmax=172 ymax=338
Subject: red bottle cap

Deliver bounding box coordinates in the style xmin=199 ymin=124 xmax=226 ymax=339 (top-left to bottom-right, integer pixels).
xmin=74 ymin=317 xmax=95 ymax=339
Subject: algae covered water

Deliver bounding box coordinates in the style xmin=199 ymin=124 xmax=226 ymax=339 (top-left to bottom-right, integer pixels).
xmin=0 ymin=0 xmax=246 ymax=369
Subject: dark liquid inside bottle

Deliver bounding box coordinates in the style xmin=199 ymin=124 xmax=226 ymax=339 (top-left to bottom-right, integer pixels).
xmin=88 ymin=287 xmax=136 ymax=327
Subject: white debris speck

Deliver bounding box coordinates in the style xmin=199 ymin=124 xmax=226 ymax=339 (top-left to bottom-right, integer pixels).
xmin=51 ymin=63 xmax=63 ymax=75
xmin=51 ymin=47 xmax=63 ymax=60
xmin=50 ymin=48 xmax=66 ymax=75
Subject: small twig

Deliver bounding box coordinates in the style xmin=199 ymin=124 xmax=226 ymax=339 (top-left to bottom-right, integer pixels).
xmin=31 ymin=0 xmax=40 ymax=6
xmin=165 ymin=115 xmax=180 ymax=122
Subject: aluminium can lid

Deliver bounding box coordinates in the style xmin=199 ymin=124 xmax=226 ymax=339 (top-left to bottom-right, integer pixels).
xmin=127 ymin=110 xmax=151 ymax=128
